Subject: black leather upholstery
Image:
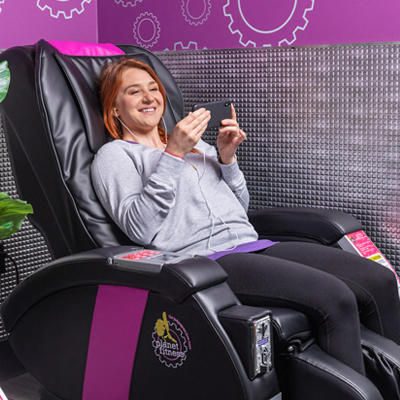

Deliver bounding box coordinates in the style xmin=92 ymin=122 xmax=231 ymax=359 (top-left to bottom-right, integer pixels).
xmin=1 ymin=247 xmax=228 ymax=332
xmin=280 ymin=344 xmax=383 ymax=400
xmin=249 ymin=207 xmax=363 ymax=245
xmin=0 ymin=40 xmax=185 ymax=259
xmin=268 ymin=307 xmax=313 ymax=347
xmin=361 ymin=325 xmax=400 ymax=399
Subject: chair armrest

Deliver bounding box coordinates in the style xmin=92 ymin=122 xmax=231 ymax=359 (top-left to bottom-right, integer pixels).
xmin=1 ymin=246 xmax=227 ymax=332
xmin=248 ymin=207 xmax=363 ymax=245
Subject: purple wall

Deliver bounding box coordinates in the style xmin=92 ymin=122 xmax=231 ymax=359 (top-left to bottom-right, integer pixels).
xmin=0 ymin=0 xmax=98 ymax=49
xmin=98 ymin=0 xmax=400 ymax=50
xmin=1 ymin=1 xmax=400 ymax=51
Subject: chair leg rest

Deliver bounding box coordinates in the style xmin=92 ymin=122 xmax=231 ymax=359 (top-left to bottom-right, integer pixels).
xmin=277 ymin=343 xmax=383 ymax=400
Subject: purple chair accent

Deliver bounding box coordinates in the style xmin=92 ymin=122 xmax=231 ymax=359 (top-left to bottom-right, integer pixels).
xmin=82 ymin=285 xmax=148 ymax=400
xmin=48 ymin=41 xmax=125 ymax=56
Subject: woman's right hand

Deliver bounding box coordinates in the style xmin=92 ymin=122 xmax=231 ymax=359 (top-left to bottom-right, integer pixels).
xmin=165 ymin=108 xmax=211 ymax=157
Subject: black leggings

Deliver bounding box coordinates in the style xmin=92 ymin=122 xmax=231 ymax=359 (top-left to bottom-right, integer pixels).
xmin=216 ymin=242 xmax=400 ymax=375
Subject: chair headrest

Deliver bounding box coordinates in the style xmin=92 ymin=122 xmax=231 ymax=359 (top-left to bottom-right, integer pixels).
xmin=46 ymin=40 xmax=183 ymax=153
xmin=0 ymin=40 xmax=184 ymax=257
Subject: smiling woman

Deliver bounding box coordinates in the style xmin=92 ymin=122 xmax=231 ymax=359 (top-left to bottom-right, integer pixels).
xmin=114 ymin=68 xmax=165 ymax=146
xmin=100 ymin=58 xmax=167 ymax=147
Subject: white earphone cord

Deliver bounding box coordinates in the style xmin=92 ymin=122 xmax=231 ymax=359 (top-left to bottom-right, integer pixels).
xmin=189 ymin=152 xmax=238 ymax=253
xmin=116 ymin=116 xmax=139 ymax=142
xmin=116 ymin=115 xmax=168 ymax=143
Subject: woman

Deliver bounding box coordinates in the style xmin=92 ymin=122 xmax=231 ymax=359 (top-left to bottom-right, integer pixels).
xmin=91 ymin=57 xmax=400 ymax=375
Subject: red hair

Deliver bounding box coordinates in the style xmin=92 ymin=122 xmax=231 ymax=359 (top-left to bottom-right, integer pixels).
xmin=99 ymin=57 xmax=167 ymax=142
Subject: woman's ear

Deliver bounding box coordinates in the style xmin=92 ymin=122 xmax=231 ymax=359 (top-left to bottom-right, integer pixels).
xmin=113 ymin=108 xmax=119 ymax=117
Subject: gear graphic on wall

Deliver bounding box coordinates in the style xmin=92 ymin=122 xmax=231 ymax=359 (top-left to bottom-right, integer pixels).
xmin=132 ymin=12 xmax=161 ymax=49
xmin=223 ymin=0 xmax=315 ymax=47
xmin=37 ymin=0 xmax=92 ymax=19
xmin=114 ymin=0 xmax=142 ymax=7
xmin=181 ymin=0 xmax=211 ymax=26
xmin=165 ymin=41 xmax=207 ymax=51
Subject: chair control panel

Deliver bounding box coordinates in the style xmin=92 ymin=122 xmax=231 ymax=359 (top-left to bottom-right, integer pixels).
xmin=108 ymin=248 xmax=191 ymax=274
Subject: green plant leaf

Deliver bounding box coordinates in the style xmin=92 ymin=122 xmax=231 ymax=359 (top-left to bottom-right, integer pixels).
xmin=0 ymin=193 xmax=33 ymax=240
xmin=0 ymin=61 xmax=10 ymax=103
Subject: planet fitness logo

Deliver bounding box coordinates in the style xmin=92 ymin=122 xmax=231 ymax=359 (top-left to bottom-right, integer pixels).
xmin=223 ymin=0 xmax=315 ymax=47
xmin=152 ymin=312 xmax=192 ymax=368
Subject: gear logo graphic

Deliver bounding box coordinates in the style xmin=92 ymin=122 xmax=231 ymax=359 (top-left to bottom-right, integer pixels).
xmin=132 ymin=12 xmax=161 ymax=49
xmin=37 ymin=0 xmax=92 ymax=19
xmin=114 ymin=0 xmax=142 ymax=7
xmin=152 ymin=312 xmax=191 ymax=368
xmin=165 ymin=41 xmax=207 ymax=51
xmin=181 ymin=0 xmax=211 ymax=26
xmin=223 ymin=0 xmax=315 ymax=47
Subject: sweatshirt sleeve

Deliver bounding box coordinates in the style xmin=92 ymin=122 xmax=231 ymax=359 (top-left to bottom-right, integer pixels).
xmin=200 ymin=140 xmax=250 ymax=212
xmin=219 ymin=160 xmax=250 ymax=212
xmin=91 ymin=145 xmax=184 ymax=245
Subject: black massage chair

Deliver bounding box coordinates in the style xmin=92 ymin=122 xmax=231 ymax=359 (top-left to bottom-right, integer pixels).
xmin=0 ymin=40 xmax=399 ymax=400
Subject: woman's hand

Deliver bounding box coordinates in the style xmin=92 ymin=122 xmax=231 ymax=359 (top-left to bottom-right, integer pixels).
xmin=217 ymin=104 xmax=246 ymax=164
xmin=166 ymin=108 xmax=211 ymax=158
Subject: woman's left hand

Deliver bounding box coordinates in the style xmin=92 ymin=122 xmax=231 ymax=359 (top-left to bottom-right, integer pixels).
xmin=216 ymin=104 xmax=246 ymax=164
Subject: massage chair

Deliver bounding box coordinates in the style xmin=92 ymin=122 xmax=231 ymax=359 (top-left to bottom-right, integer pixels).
xmin=0 ymin=39 xmax=399 ymax=400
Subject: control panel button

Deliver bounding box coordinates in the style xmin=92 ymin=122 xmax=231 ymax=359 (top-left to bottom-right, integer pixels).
xmin=109 ymin=248 xmax=192 ymax=274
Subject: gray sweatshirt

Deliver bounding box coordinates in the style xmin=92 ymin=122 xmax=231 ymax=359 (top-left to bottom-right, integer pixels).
xmin=91 ymin=139 xmax=258 ymax=256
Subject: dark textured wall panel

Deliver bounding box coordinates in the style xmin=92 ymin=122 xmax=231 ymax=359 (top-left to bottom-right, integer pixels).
xmin=158 ymin=44 xmax=400 ymax=270
xmin=0 ymin=116 xmax=52 ymax=340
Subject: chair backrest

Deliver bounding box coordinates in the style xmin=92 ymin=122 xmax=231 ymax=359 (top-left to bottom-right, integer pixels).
xmin=0 ymin=40 xmax=184 ymax=258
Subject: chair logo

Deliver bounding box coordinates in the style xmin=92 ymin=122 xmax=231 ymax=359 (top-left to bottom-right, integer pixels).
xmin=152 ymin=312 xmax=191 ymax=368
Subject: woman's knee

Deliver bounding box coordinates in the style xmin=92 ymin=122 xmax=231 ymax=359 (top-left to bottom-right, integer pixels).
xmin=321 ymin=277 xmax=359 ymax=318
xmin=355 ymin=259 xmax=398 ymax=297
xmin=373 ymin=265 xmax=397 ymax=289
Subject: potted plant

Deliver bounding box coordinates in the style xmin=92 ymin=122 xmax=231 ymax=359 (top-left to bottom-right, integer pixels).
xmin=0 ymin=60 xmax=34 ymax=281
xmin=0 ymin=193 xmax=33 ymax=281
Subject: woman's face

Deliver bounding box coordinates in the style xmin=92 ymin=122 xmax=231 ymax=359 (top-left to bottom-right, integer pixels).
xmin=114 ymin=67 xmax=164 ymax=135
